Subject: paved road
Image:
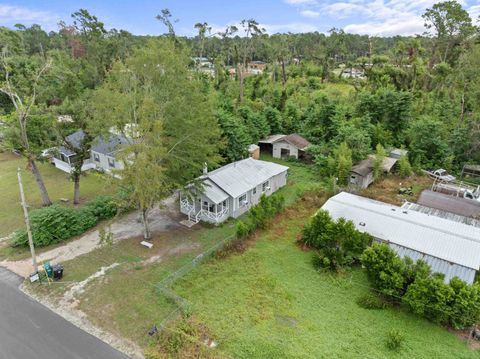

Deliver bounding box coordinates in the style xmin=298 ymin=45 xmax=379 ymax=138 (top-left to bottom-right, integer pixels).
xmin=0 ymin=268 xmax=130 ymax=359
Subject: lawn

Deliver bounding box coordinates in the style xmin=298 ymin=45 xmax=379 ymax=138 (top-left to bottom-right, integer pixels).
xmin=171 ymin=198 xmax=480 ymax=359
xmin=0 ymin=152 xmax=116 ymax=237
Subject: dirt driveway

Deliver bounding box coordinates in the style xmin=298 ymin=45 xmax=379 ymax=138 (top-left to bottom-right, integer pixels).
xmin=1 ymin=195 xmax=184 ymax=277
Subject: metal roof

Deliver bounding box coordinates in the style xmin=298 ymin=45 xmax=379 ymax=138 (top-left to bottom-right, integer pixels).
xmin=202 ymin=179 xmax=229 ymax=204
xmin=417 ymin=190 xmax=480 ymax=219
xmin=403 ymin=201 xmax=480 ymax=228
xmin=205 ymin=158 xmax=289 ymax=198
xmin=321 ymin=192 xmax=480 ymax=282
xmin=258 ymin=134 xmax=286 ymax=144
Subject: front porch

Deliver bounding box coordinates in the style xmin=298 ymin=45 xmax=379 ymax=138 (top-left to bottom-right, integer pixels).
xmin=180 ymin=195 xmax=230 ymax=225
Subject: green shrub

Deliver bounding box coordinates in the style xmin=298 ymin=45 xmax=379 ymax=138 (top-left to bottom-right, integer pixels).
xmin=448 ymin=277 xmax=480 ymax=329
xmin=301 ymin=210 xmax=371 ymax=270
xmin=356 ymin=293 xmax=388 ymax=310
xmin=236 ymin=193 xmax=285 ymax=239
xmin=385 ymin=329 xmax=405 ymax=351
xmin=12 ymin=196 xmax=117 ymax=248
xmin=84 ymin=195 xmax=118 ymax=220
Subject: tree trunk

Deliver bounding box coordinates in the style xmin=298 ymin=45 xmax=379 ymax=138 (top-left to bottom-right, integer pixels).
xmin=141 ymin=207 xmax=151 ymax=240
xmin=73 ymin=172 xmax=80 ymax=205
xmin=238 ymin=63 xmax=244 ymax=102
xmin=281 ymin=60 xmax=286 ymax=89
xmin=29 ymin=158 xmax=52 ymax=206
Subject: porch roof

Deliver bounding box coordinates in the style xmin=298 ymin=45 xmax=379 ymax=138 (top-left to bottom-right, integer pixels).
xmin=202 ymin=179 xmax=229 ymax=204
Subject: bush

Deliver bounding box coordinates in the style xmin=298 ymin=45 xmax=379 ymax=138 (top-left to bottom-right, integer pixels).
xmin=301 ymin=210 xmax=371 ymax=270
xmin=385 ymin=329 xmax=405 ymax=351
xmin=84 ymin=195 xmax=118 ymax=220
xmin=356 ymin=293 xmax=388 ymax=310
xmin=362 ymin=243 xmax=480 ymax=329
xmin=236 ymin=193 xmax=285 ymax=239
xmin=12 ymin=196 xmax=117 ymax=248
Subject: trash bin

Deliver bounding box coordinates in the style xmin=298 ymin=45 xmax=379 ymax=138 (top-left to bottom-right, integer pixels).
xmin=43 ymin=262 xmax=53 ymax=278
xmin=52 ymin=264 xmax=64 ymax=280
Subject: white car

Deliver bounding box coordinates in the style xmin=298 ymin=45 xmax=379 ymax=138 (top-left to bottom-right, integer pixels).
xmin=432 ymin=169 xmax=456 ymax=182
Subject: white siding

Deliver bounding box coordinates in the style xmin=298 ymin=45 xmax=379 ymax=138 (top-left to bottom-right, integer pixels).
xmin=272 ymin=141 xmax=299 ymax=159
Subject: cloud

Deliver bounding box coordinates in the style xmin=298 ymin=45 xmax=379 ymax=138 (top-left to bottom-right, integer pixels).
xmin=262 ymin=22 xmax=320 ymax=33
xmin=345 ymin=17 xmax=425 ymax=36
xmin=300 ymin=10 xmax=320 ymax=18
xmin=0 ymin=4 xmax=60 ymax=31
xmin=284 ymin=0 xmax=318 ymax=4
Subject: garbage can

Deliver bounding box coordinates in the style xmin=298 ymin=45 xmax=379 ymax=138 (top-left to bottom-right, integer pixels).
xmin=43 ymin=262 xmax=53 ymax=278
xmin=52 ymin=264 xmax=64 ymax=280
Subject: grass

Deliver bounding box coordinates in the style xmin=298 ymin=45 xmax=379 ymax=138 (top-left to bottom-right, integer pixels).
xmin=0 ymin=151 xmax=116 ymax=237
xmin=171 ymin=199 xmax=480 ymax=359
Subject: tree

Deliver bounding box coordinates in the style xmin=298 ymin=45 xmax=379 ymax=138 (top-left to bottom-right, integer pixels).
xmin=373 ymin=143 xmax=386 ymax=180
xmin=423 ymin=1 xmax=474 ymax=64
xmin=94 ymin=40 xmax=222 ymax=239
xmin=0 ymin=50 xmax=52 ymax=206
xmin=194 ymin=22 xmax=212 ymax=59
xmin=398 ymin=153 xmax=413 ymax=177
xmin=333 ymin=142 xmax=353 ymax=186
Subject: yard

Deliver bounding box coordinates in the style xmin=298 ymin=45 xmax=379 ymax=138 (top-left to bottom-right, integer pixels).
xmin=19 ymin=158 xmax=474 ymax=358
xmin=0 ymin=152 xmax=116 ymax=238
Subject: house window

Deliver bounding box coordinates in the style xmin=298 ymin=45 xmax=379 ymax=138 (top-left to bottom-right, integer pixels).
xmin=203 ymin=201 xmax=209 ymax=210
xmin=222 ymin=200 xmax=227 ymax=208
xmin=262 ymin=181 xmax=270 ymax=193
xmin=238 ymin=193 xmax=247 ymax=207
xmin=108 ymin=157 xmax=115 ymax=168
xmin=93 ymin=153 xmax=100 ymax=162
xmin=253 ymin=187 xmax=257 ymax=195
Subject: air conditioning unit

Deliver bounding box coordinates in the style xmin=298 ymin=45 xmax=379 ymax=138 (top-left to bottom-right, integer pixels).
xmin=242 ymin=200 xmax=249 ymax=205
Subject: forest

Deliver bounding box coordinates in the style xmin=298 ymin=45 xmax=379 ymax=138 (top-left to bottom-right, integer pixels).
xmin=0 ymin=1 xmax=479 ymax=217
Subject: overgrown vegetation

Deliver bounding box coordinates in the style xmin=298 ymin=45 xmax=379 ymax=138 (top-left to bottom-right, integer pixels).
xmin=12 ymin=195 xmax=117 ymax=247
xmin=235 ymin=193 xmax=285 ymax=238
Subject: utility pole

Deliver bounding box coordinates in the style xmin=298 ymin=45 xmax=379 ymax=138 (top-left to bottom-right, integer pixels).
xmin=17 ymin=168 xmax=37 ymax=274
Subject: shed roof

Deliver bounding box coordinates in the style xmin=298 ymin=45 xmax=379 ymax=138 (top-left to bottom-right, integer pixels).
xmin=321 ymin=192 xmax=480 ymax=280
xmin=258 ymin=133 xmax=310 ymax=150
xmin=352 ymin=156 xmax=397 ymax=176
xmin=258 ymin=134 xmax=286 ymax=144
xmin=205 ymin=158 xmax=288 ymax=198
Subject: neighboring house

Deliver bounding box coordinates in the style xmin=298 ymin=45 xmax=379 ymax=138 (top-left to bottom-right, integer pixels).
xmin=52 ymin=130 xmax=128 ymax=175
xmin=248 ymin=60 xmax=266 ymax=74
xmin=321 ymin=192 xmax=480 ymax=284
xmin=350 ymin=155 xmax=397 ymax=189
xmin=341 ymin=68 xmax=365 ymax=79
xmin=180 ymin=158 xmax=288 ymax=224
xmin=248 ymin=144 xmax=260 ymax=160
xmin=258 ymin=134 xmax=311 ymax=160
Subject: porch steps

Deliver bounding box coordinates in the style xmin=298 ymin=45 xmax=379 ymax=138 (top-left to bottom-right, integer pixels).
xmin=180 ymin=219 xmax=198 ymax=228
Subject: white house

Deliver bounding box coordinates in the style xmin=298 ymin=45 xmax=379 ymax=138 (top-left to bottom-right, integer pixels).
xmin=52 ymin=130 xmax=128 ymax=175
xmin=259 ymin=134 xmax=311 ymax=160
xmin=321 ymin=192 xmax=480 ymax=284
xmin=180 ymin=158 xmax=289 ymax=224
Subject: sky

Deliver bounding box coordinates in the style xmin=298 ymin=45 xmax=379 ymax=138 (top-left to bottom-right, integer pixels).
xmin=0 ymin=0 xmax=479 ymax=37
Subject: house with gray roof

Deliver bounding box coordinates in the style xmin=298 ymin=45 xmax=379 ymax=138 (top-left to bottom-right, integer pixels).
xmin=180 ymin=158 xmax=289 ymax=224
xmin=52 ymin=130 xmax=128 ymax=175
xmin=259 ymin=133 xmax=311 ymax=160
xmin=321 ymin=192 xmax=480 ymax=284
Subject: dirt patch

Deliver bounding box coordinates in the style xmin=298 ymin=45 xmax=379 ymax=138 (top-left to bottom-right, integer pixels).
xmin=361 ymin=175 xmax=432 ymax=206
xmin=0 ymin=195 xmax=183 ymax=277
xmin=451 ymin=328 xmax=480 ymax=350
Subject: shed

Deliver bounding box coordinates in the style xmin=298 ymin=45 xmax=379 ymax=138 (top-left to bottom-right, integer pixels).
xmin=462 ymin=164 xmax=480 ymax=179
xmin=259 ymin=134 xmax=311 ymax=160
xmin=389 ymin=148 xmax=408 ymax=159
xmin=417 ymin=190 xmax=480 ymax=219
xmin=321 ymin=192 xmax=480 ymax=284
xmin=350 ymin=156 xmax=398 ymax=189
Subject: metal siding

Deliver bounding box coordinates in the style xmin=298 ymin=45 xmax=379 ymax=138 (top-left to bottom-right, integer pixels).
xmin=321 ymin=192 xmax=480 ymax=272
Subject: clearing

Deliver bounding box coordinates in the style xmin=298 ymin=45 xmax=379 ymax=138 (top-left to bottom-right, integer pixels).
xmin=0 ymin=152 xmax=116 ymax=238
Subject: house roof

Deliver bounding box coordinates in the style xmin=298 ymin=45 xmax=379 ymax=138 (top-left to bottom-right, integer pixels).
xmin=59 ymin=130 xmax=129 ymax=157
xmin=258 ymin=133 xmax=311 ymax=150
xmin=204 ymin=158 xmax=289 ymax=199
xmin=321 ymin=192 xmax=480 ymax=280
